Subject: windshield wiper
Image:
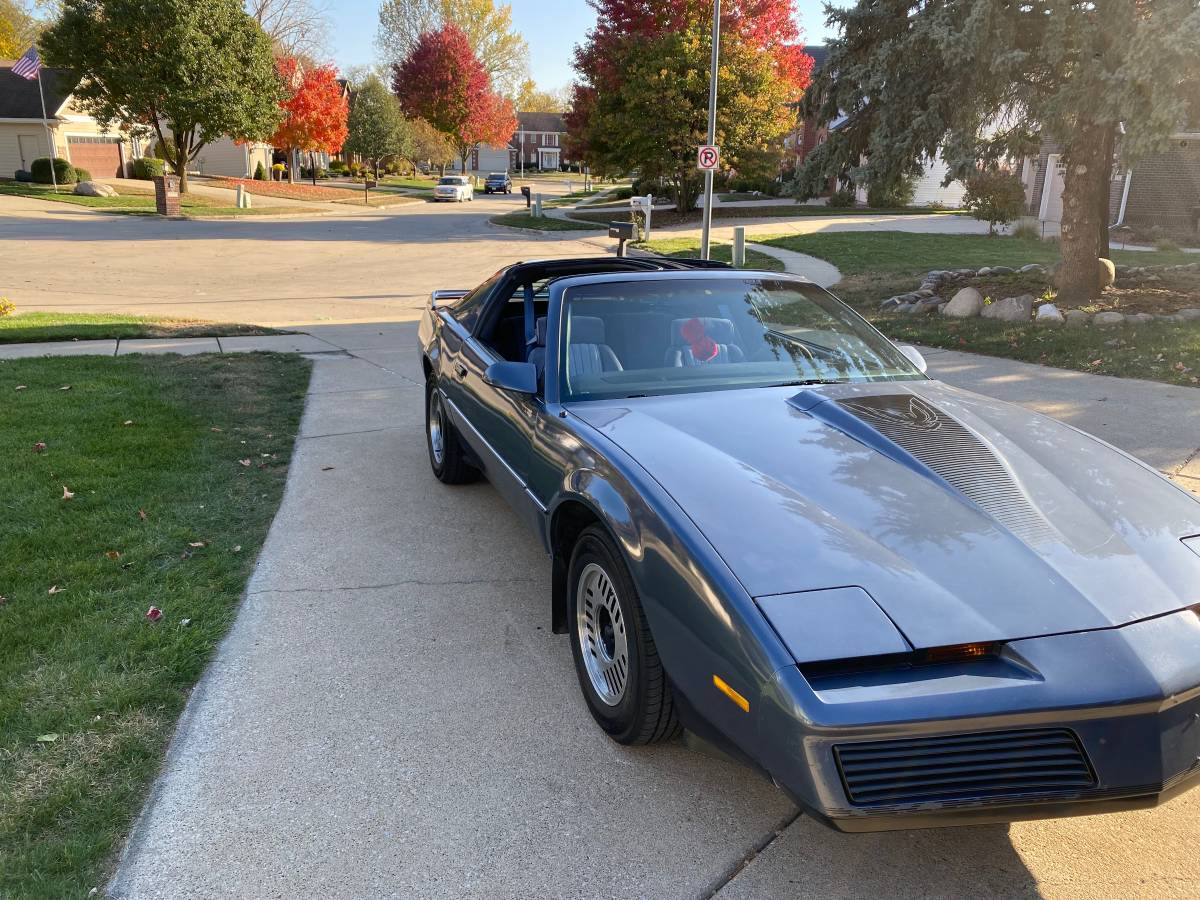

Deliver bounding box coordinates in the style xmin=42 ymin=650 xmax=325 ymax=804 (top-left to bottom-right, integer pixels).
xmin=762 ymin=379 xmax=844 ymax=388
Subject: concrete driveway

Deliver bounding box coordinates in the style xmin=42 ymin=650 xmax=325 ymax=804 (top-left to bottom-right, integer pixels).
xmin=105 ymin=323 xmax=1200 ymax=899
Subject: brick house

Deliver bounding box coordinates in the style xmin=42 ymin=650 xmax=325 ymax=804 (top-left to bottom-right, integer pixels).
xmin=1023 ymin=133 xmax=1200 ymax=232
xmin=455 ymin=111 xmax=569 ymax=173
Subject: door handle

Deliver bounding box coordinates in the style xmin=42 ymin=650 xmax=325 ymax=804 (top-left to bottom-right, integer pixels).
xmin=454 ymin=362 xmax=468 ymax=378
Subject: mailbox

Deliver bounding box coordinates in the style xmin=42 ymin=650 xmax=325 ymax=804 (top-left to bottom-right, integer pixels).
xmin=609 ymin=220 xmax=637 ymax=257
xmin=520 ymin=185 xmax=532 ymax=208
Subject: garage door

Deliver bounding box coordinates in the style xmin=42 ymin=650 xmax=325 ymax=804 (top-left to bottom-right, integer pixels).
xmin=476 ymin=146 xmax=511 ymax=173
xmin=67 ymin=136 xmax=124 ymax=178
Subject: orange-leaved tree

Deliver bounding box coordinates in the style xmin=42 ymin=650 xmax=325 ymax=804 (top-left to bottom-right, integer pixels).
xmin=271 ymin=57 xmax=348 ymax=183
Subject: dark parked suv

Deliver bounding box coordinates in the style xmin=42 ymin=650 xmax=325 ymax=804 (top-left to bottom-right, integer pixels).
xmin=483 ymin=172 xmax=512 ymax=194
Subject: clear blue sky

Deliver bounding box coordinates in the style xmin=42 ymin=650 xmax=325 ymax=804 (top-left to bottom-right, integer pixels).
xmin=329 ymin=1 xmax=844 ymax=88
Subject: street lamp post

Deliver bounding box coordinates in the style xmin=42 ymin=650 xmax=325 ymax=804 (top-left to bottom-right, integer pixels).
xmin=700 ymin=0 xmax=721 ymax=260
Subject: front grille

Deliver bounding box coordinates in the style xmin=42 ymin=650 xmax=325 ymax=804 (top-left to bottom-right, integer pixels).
xmin=835 ymin=728 xmax=1095 ymax=806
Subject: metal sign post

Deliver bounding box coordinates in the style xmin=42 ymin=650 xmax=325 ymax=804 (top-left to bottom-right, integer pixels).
xmin=699 ymin=0 xmax=721 ymax=260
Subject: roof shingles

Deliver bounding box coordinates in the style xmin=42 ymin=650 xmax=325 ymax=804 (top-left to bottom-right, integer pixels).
xmin=0 ymin=65 xmax=76 ymax=120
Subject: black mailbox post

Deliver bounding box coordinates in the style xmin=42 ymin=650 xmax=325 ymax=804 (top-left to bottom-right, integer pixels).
xmin=521 ymin=185 xmax=531 ymax=209
xmin=609 ymin=221 xmax=636 ymax=257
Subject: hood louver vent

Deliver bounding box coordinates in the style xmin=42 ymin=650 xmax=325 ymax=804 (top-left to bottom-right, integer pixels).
xmin=837 ymin=394 xmax=1055 ymax=545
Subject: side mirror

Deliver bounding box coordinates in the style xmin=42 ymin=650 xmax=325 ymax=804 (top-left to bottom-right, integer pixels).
xmin=898 ymin=345 xmax=928 ymax=374
xmin=484 ymin=361 xmax=538 ymax=394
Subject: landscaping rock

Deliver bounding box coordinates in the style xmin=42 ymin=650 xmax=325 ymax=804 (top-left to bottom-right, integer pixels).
xmin=977 ymin=267 xmax=993 ymax=277
xmin=74 ymin=180 xmax=117 ymax=198
xmin=990 ymin=266 xmax=1015 ymax=276
xmin=1092 ymin=311 xmax=1126 ymax=327
xmin=1127 ymin=313 xmax=1156 ymax=326
xmin=914 ymin=298 xmax=944 ymax=314
xmin=1176 ymin=308 xmax=1200 ymax=321
xmin=981 ymin=294 xmax=1034 ymax=323
xmin=1035 ymin=303 xmax=1064 ymax=325
xmin=896 ymin=303 xmax=918 ymax=314
xmin=879 ymin=297 xmax=903 ymax=310
xmin=1019 ymin=263 xmax=1047 ymax=275
xmin=1098 ymin=258 xmax=1116 ymax=289
xmin=1064 ymin=309 xmax=1091 ymax=328
xmin=941 ymin=286 xmax=984 ymax=318
xmin=915 ymin=288 xmax=935 ymax=298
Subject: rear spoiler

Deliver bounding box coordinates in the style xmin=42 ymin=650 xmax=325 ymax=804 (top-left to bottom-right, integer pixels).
xmin=430 ymin=289 xmax=469 ymax=309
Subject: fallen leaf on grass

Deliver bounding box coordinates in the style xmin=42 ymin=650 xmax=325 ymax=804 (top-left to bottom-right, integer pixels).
xmin=61 ymin=485 xmax=74 ymax=501
xmin=105 ymin=550 xmax=121 ymax=560
xmin=48 ymin=585 xmax=63 ymax=595
xmin=33 ymin=441 xmax=46 ymax=453
xmin=58 ymin=385 xmax=71 ymax=391
xmin=137 ymin=508 xmax=148 ymax=521
xmin=188 ymin=541 xmax=206 ymax=548
xmin=211 ymin=426 xmax=223 ymax=432
xmin=145 ymin=606 xmax=163 ymax=622
xmin=238 ymin=458 xmax=252 ymax=467
xmin=180 ymin=618 xmax=192 ymax=627
xmin=231 ymin=545 xmax=242 ymax=553
xmin=15 ymin=384 xmax=27 ymax=391
xmin=123 ymin=420 xmax=134 ymax=426
xmin=36 ymin=733 xmax=59 ymax=743
xmin=0 ymin=595 xmax=7 ymax=606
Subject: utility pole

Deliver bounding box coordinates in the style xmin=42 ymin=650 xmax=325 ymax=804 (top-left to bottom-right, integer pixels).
xmin=700 ymin=0 xmax=721 ymax=260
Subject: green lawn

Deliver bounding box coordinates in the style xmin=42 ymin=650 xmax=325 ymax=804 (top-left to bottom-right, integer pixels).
xmin=0 ymin=182 xmax=317 ymax=218
xmin=0 ymin=313 xmax=280 ymax=345
xmin=758 ymin=232 xmax=1196 ymax=277
xmin=637 ymin=237 xmax=786 ymax=272
xmin=490 ymin=211 xmax=605 ymax=231
xmin=567 ymin=205 xmax=964 ymax=227
xmin=378 ymin=176 xmax=440 ymax=190
xmin=0 ymin=353 xmax=310 ymax=898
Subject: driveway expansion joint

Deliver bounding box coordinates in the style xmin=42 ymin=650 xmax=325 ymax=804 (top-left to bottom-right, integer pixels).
xmin=701 ymin=809 xmax=803 ymax=898
xmin=248 ymin=576 xmax=542 ymax=595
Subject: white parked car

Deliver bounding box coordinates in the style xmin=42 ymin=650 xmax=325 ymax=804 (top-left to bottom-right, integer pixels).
xmin=434 ymin=175 xmax=473 ymax=202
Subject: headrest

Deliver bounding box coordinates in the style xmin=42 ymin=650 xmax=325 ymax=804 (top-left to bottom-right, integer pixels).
xmin=535 ymin=316 xmax=548 ymax=345
xmin=671 ymin=317 xmax=737 ymax=346
xmin=569 ymin=315 xmax=607 ymax=345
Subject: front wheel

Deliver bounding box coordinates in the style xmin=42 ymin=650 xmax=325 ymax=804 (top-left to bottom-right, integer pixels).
xmin=568 ymin=526 xmax=680 ymax=744
xmin=425 ymin=378 xmax=478 ymax=484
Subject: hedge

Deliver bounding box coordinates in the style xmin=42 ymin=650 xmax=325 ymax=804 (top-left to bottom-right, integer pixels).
xmin=30 ymin=157 xmax=78 ymax=185
xmin=132 ymin=157 xmax=168 ymax=180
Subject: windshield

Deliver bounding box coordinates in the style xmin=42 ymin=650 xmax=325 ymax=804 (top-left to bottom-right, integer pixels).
xmin=438 ymin=177 xmax=464 ymax=186
xmin=487 ymin=173 xmax=507 ymax=179
xmin=559 ymin=277 xmax=923 ymax=401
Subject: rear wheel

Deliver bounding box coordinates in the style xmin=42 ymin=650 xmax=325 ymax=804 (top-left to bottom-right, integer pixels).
xmin=425 ymin=377 xmax=478 ymax=484
xmin=568 ymin=526 xmax=680 ymax=744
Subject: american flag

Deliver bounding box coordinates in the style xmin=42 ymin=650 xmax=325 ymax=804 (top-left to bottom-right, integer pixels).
xmin=11 ymin=46 xmax=41 ymax=81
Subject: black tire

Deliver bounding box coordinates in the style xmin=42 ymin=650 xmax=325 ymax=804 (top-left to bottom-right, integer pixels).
xmin=568 ymin=525 xmax=680 ymax=744
xmin=425 ymin=377 xmax=478 ymax=484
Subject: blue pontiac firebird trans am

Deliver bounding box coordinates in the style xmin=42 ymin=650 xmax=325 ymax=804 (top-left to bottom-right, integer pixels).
xmin=418 ymin=256 xmax=1200 ymax=832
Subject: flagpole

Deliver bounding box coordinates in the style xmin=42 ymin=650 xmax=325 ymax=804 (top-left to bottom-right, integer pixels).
xmin=34 ymin=63 xmax=58 ymax=193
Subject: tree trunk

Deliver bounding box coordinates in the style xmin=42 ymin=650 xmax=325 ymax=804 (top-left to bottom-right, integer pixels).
xmin=310 ymin=151 xmax=317 ymax=186
xmin=1096 ymin=123 xmax=1116 ymax=259
xmin=1056 ymin=124 xmax=1110 ymax=304
xmin=287 ymin=149 xmax=295 ymax=183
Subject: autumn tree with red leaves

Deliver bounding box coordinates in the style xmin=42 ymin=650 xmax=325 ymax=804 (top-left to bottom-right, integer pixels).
xmin=270 ymin=57 xmax=349 ymax=183
xmin=392 ymin=24 xmax=516 ymax=174
xmin=568 ymin=0 xmax=812 ymax=210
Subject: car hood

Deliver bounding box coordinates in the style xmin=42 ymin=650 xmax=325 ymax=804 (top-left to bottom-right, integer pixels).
xmin=568 ymin=381 xmax=1200 ymax=650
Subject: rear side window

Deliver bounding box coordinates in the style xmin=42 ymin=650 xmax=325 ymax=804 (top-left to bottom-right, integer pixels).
xmin=448 ymin=271 xmax=504 ymax=332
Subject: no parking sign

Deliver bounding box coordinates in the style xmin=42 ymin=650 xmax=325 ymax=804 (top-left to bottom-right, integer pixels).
xmin=697 ymin=145 xmax=720 ymax=171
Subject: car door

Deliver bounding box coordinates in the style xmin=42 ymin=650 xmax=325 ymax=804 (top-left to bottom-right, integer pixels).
xmin=444 ymin=285 xmax=547 ymax=534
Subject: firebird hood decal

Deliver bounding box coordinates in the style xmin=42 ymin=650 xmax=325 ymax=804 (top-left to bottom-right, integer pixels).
xmin=569 ymin=381 xmax=1200 ymax=649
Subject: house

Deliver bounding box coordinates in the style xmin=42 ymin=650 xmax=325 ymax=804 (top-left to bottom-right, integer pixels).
xmin=453 ymin=111 xmax=569 ymax=174
xmin=0 ymin=62 xmax=137 ymax=177
xmin=789 ymin=45 xmax=967 ymax=208
xmin=1 ymin=62 xmax=276 ymax=180
xmin=1022 ymin=133 xmax=1200 ymax=233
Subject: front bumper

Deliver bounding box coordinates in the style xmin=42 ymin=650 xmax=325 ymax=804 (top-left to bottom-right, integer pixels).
xmin=756 ymin=608 xmax=1200 ymax=832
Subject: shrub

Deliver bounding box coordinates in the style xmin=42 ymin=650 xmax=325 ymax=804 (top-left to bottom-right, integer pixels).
xmin=728 ymin=174 xmax=782 ymax=196
xmin=253 ymin=161 xmax=267 ymax=181
xmin=963 ymin=168 xmax=1025 ymax=235
xmin=348 ymin=162 xmax=362 ymax=177
xmin=132 ymin=157 xmax=167 ymax=180
xmin=30 ymin=157 xmax=78 ymax=185
xmin=866 ymin=175 xmax=915 ymax=208
xmin=14 ymin=169 xmax=31 ymax=182
xmin=0 ymin=297 xmax=14 ymax=317
xmin=1156 ymin=237 xmax=1181 ymax=252
xmin=74 ymin=167 xmax=91 ymax=182
xmin=328 ymin=159 xmax=348 ymax=173
xmin=827 ymin=187 xmax=857 ymax=208
xmin=1011 ymin=221 xmax=1041 ymax=242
